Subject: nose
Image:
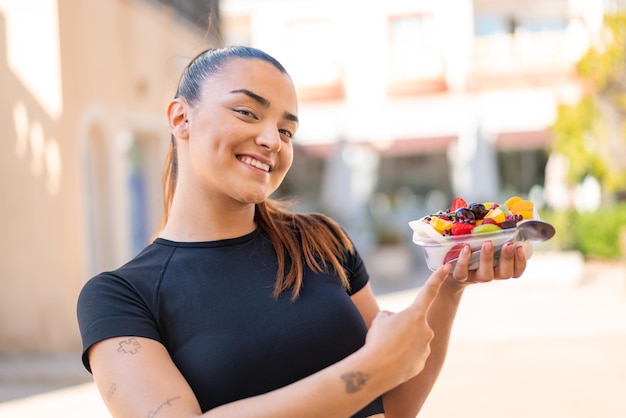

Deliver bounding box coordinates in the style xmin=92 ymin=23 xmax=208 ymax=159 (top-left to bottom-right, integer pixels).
xmin=256 ymin=124 xmax=282 ymax=152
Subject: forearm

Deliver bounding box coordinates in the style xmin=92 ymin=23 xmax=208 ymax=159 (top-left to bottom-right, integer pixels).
xmin=92 ymin=337 xmax=390 ymax=418
xmin=382 ymin=279 xmax=465 ymax=417
xmin=204 ymin=347 xmax=393 ymax=418
xmin=380 ymin=239 xmax=526 ymax=417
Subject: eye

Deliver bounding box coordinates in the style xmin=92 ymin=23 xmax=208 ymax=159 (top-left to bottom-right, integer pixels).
xmin=234 ymin=108 xmax=257 ymax=119
xmin=279 ymin=129 xmax=294 ymax=139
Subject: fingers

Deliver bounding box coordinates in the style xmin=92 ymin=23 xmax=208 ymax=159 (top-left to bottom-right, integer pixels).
xmin=450 ymin=245 xmax=471 ymax=282
xmin=449 ymin=239 xmax=530 ymax=284
xmin=473 ymin=240 xmax=495 ymax=280
xmin=452 ymin=241 xmax=495 ymax=283
xmin=493 ymin=242 xmax=528 ymax=279
xmin=411 ymin=263 xmax=451 ymax=311
xmin=500 ymin=243 xmax=532 ymax=278
xmin=512 ymin=244 xmax=527 ymax=277
xmin=494 ymin=241 xmax=516 ymax=278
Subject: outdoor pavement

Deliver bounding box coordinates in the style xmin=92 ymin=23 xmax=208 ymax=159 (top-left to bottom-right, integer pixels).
xmin=0 ymin=251 xmax=625 ymax=417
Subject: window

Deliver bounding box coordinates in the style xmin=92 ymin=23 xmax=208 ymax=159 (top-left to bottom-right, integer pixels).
xmin=84 ymin=124 xmax=116 ymax=275
xmin=83 ymin=128 xmax=163 ymax=275
xmin=146 ymin=0 xmax=220 ymax=34
xmin=125 ymin=132 xmax=163 ymax=255
xmin=387 ymin=14 xmax=447 ymax=95
xmin=497 ymin=149 xmax=548 ymax=196
xmin=474 ymin=15 xmax=513 ymax=36
xmin=284 ymin=18 xmax=344 ymax=101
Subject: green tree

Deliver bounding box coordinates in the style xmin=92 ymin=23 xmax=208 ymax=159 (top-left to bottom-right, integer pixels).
xmin=552 ymin=13 xmax=626 ymax=194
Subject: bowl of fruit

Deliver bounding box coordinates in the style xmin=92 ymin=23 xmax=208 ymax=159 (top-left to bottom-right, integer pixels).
xmin=409 ymin=196 xmax=544 ymax=271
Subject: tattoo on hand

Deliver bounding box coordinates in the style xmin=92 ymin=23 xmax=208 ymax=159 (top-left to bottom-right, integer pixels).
xmin=117 ymin=337 xmax=141 ymax=354
xmin=147 ymin=396 xmax=181 ymax=418
xmin=106 ymin=383 xmax=116 ymax=401
xmin=341 ymin=371 xmax=370 ymax=394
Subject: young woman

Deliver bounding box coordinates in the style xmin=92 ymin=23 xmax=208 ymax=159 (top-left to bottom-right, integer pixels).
xmin=77 ymin=46 xmax=527 ymax=418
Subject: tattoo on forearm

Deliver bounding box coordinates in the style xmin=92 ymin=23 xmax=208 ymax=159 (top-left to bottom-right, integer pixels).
xmin=106 ymin=383 xmax=116 ymax=401
xmin=117 ymin=337 xmax=142 ymax=354
xmin=341 ymin=371 xmax=371 ymax=394
xmin=147 ymin=396 xmax=181 ymax=418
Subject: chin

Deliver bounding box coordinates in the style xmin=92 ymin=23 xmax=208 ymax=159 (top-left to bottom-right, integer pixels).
xmin=238 ymin=192 xmax=269 ymax=205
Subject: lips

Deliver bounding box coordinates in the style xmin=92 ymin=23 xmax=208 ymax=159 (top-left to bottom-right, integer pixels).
xmin=238 ymin=155 xmax=271 ymax=172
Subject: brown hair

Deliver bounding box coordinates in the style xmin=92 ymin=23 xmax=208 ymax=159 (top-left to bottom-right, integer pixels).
xmin=157 ymin=47 xmax=354 ymax=299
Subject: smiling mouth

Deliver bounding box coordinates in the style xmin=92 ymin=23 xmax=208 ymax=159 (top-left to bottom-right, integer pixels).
xmin=238 ymin=156 xmax=271 ymax=172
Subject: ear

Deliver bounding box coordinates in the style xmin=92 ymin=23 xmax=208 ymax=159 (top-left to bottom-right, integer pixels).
xmin=168 ymin=99 xmax=189 ymax=140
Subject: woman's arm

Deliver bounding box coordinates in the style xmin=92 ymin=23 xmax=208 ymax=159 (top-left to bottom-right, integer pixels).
xmin=352 ymin=241 xmax=528 ymax=418
xmin=89 ymin=267 xmax=450 ymax=418
xmin=89 ymin=337 xmax=202 ymax=418
xmin=351 ymin=281 xmax=462 ymax=418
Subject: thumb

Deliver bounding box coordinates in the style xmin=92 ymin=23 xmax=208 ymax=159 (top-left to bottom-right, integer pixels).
xmin=373 ymin=310 xmax=394 ymax=320
xmin=410 ymin=263 xmax=451 ymax=311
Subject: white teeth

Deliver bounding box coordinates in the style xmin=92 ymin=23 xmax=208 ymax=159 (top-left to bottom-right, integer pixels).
xmin=240 ymin=156 xmax=270 ymax=172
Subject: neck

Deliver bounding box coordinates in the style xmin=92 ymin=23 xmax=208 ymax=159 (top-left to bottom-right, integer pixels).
xmin=158 ymin=194 xmax=257 ymax=242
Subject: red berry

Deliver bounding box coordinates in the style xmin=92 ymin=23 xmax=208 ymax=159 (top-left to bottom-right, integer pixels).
xmin=450 ymin=197 xmax=468 ymax=212
xmin=451 ymin=222 xmax=475 ymax=236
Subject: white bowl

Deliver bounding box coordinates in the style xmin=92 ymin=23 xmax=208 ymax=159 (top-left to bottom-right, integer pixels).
xmin=408 ymin=217 xmax=532 ymax=271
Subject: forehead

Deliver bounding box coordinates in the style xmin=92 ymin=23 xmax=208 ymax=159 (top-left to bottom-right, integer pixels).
xmin=202 ymin=58 xmax=297 ymax=108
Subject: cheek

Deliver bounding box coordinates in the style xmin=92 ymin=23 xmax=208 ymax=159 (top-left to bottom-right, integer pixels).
xmin=270 ymin=147 xmax=292 ymax=186
xmin=281 ymin=145 xmax=294 ymax=170
xmin=287 ymin=149 xmax=293 ymax=170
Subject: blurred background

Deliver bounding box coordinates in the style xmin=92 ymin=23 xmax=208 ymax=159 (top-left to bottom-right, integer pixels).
xmin=1 ymin=0 xmax=626 ymax=417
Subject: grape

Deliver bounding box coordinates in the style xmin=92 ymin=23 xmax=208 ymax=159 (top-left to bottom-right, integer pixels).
xmin=468 ymin=203 xmax=488 ymax=219
xmin=454 ymin=207 xmax=476 ymax=224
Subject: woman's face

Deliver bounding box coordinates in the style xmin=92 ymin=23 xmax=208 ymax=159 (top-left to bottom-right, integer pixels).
xmin=177 ymin=58 xmax=299 ymax=207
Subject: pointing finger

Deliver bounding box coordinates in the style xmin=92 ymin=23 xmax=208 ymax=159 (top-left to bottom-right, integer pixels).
xmin=411 ymin=263 xmax=451 ymax=311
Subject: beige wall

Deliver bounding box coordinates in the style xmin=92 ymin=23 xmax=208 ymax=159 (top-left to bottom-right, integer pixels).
xmin=0 ymin=0 xmax=212 ymax=353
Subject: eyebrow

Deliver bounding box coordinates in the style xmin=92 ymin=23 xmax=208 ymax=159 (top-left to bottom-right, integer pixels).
xmin=229 ymin=88 xmax=299 ymax=124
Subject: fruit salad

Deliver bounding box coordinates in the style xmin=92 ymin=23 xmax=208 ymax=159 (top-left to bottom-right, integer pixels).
xmin=409 ymin=196 xmax=536 ymax=271
xmin=415 ymin=196 xmax=535 ymax=239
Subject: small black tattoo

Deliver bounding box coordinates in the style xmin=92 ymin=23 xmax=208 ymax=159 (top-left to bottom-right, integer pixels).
xmin=341 ymin=371 xmax=370 ymax=393
xmin=106 ymin=383 xmax=116 ymax=401
xmin=147 ymin=396 xmax=181 ymax=418
xmin=117 ymin=337 xmax=141 ymax=354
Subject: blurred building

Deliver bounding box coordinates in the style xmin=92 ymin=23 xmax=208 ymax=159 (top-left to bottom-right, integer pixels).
xmin=0 ymin=0 xmax=620 ymax=354
xmin=220 ymin=0 xmax=610 ymax=239
xmin=0 ymin=0 xmax=216 ymax=353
